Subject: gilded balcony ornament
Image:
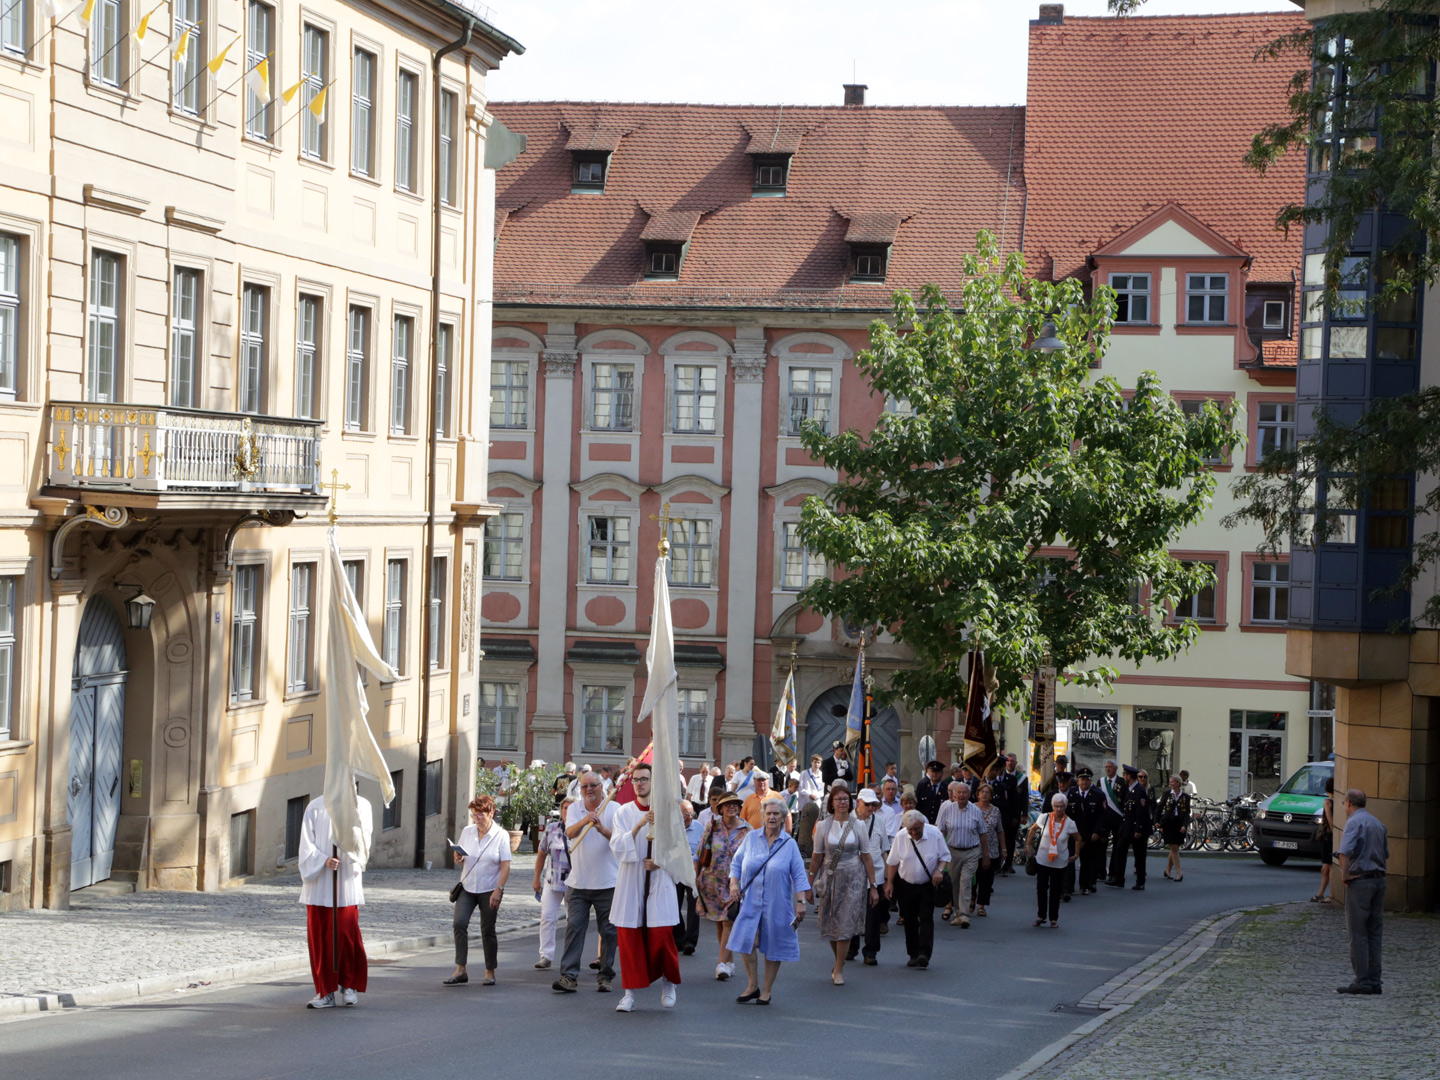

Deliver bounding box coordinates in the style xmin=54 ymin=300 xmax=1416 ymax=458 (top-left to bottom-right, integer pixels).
xmin=136 ymin=432 xmax=162 ymax=476
xmin=233 ymin=417 xmax=261 ymax=481
xmin=55 ymin=429 xmax=71 ymax=471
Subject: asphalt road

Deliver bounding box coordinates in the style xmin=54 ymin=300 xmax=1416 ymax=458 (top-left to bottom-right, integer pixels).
xmin=1 ymin=855 xmax=1313 ymax=1080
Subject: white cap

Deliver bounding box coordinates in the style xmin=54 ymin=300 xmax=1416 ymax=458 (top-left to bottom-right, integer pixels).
xmin=857 ymin=787 xmax=881 ymax=805
xmin=752 ymin=766 xmax=768 ymax=779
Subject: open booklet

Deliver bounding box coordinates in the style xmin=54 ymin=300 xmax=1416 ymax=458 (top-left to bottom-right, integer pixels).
xmin=447 ymin=838 xmax=471 ymax=857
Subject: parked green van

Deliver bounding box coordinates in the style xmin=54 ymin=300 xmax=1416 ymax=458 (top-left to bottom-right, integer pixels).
xmin=1253 ymin=760 xmax=1333 ymax=866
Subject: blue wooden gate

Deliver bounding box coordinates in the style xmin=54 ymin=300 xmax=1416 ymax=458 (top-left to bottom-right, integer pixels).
xmin=69 ymin=599 xmax=127 ymax=890
xmin=802 ymin=684 xmax=900 ymax=786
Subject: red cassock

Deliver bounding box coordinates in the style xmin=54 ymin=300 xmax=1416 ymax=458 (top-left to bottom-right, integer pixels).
xmin=306 ymin=904 xmax=368 ymax=996
xmin=616 ymin=926 xmax=682 ymax=990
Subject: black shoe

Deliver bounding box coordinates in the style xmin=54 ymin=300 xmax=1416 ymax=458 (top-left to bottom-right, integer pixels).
xmin=681 ymin=946 xmax=695 ymax=956
xmin=1062 ymin=893 xmax=1071 ymax=903
xmin=736 ymin=989 xmax=761 ymax=1003
xmin=1105 ymin=880 xmax=1123 ymax=889
xmin=916 ymin=956 xmax=929 ymax=969
xmin=1336 ymin=984 xmax=1373 ymax=995
xmin=845 ymin=951 xmax=859 ymax=962
xmin=863 ymin=956 xmax=877 ymax=966
xmin=589 ymin=960 xmax=601 ymax=970
xmin=905 ymin=957 xmax=920 ymax=968
xmin=1132 ymin=884 xmax=1145 ymax=891
xmin=552 ymin=975 xmax=578 ymax=993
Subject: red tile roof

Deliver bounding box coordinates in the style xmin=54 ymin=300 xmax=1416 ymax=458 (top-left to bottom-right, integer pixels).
xmin=489 ymin=102 xmax=1025 ymax=311
xmin=1024 ymin=12 xmax=1306 ymax=286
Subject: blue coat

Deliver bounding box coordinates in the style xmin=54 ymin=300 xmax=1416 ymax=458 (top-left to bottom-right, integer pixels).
xmin=727 ymin=829 xmax=811 ymax=963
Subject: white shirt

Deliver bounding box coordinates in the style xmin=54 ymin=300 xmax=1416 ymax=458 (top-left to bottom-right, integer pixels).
xmin=886 ymin=823 xmax=950 ymax=885
xmin=798 ymin=768 xmax=825 ymax=806
xmin=457 ymin=820 xmax=512 ymax=894
xmin=565 ymin=799 xmax=620 ymax=890
xmin=1182 ymin=780 xmax=1198 ymax=796
xmin=608 ymin=801 xmax=679 ymax=928
xmin=697 ymin=806 xmax=716 ymax=832
xmin=880 ymin=799 xmax=902 ymax=841
xmin=1035 ymin=812 xmax=1080 ymax=869
xmin=298 ymin=796 xmax=372 ymax=907
xmin=857 ymin=811 xmax=887 ymax=886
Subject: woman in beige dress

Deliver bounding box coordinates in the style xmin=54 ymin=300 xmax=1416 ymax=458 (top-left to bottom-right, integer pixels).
xmin=808 ymin=782 xmax=877 ymax=985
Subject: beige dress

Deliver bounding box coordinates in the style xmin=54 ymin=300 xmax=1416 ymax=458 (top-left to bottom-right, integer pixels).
xmin=811 ymin=816 xmax=868 ymax=941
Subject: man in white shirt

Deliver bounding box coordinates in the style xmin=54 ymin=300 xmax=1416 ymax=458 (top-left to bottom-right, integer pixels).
xmin=608 ymin=764 xmax=681 ymax=1012
xmin=686 ymin=763 xmax=715 ymax=803
xmin=696 ymin=783 xmax=726 ymax=831
xmin=298 ymin=793 xmax=372 ymax=1009
xmin=798 ymin=755 xmax=826 ymax=807
xmin=850 ymin=788 xmax=891 ymax=966
xmin=554 ymin=772 xmax=620 ymax=994
xmin=936 ymin=782 xmax=985 ymax=929
xmin=885 ymin=809 xmax=950 ymax=969
xmin=879 ymin=777 xmax=903 ymax=841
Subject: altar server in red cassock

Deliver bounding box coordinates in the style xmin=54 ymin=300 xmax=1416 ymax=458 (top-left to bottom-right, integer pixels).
xmin=298 ymin=793 xmax=372 ymax=1008
xmin=608 ymin=763 xmax=682 ymax=1011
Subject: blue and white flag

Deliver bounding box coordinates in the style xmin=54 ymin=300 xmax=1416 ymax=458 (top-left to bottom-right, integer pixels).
xmin=770 ymin=668 xmax=798 ymax=769
xmin=844 ymin=646 xmax=864 ymax=746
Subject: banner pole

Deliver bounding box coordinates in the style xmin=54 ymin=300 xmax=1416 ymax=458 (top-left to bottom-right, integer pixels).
xmin=330 ymin=843 xmax=339 ymax=974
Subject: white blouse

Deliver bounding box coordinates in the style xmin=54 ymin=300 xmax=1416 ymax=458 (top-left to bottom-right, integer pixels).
xmin=457 ymin=820 xmax=512 ymax=894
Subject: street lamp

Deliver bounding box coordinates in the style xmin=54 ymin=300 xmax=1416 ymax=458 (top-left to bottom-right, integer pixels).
xmin=1032 ymin=319 xmax=1066 ymax=355
xmin=115 ymin=583 xmax=156 ymax=630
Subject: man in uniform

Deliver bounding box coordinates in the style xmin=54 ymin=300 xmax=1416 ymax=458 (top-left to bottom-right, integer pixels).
xmin=992 ymin=752 xmax=1027 ymax=874
xmin=822 ymin=741 xmax=855 ymax=792
xmin=1101 ymin=760 xmax=1130 ymax=887
xmin=608 ymin=763 xmax=681 ymax=1012
xmin=1069 ymin=768 xmax=1107 ymax=895
xmin=1122 ymin=768 xmax=1152 ymax=890
xmin=915 ymin=760 xmax=949 ymax=824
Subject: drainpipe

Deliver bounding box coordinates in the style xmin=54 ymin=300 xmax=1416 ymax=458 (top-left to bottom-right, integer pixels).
xmin=415 ymin=17 xmax=472 ymax=871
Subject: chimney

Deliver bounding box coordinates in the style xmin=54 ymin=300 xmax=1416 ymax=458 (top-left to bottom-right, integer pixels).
xmin=1037 ymin=3 xmax=1064 ymax=24
xmin=843 ymin=83 xmax=867 ymax=108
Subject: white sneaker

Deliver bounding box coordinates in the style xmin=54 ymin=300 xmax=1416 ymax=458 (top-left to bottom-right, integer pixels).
xmin=340 ymin=988 xmax=358 ymax=1006
xmin=534 ymin=957 xmax=552 ymax=969
xmin=306 ymin=992 xmax=336 ymax=1009
xmin=715 ymin=963 xmax=729 ymax=981
xmin=660 ymin=980 xmax=676 ymax=1009
xmin=615 ymin=992 xmax=635 ymax=1013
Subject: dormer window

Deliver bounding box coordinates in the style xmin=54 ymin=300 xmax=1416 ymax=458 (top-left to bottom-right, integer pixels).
xmin=572 ymin=150 xmax=609 ymax=193
xmin=753 ymin=154 xmax=790 ymax=197
xmin=850 ymin=244 xmax=888 ymax=283
xmin=645 ymin=242 xmax=682 ymax=280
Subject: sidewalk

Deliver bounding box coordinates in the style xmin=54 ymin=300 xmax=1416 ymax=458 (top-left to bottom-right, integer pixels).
xmin=0 ymin=857 xmax=545 ymax=1017
xmin=1017 ymin=901 xmax=1440 ymax=1080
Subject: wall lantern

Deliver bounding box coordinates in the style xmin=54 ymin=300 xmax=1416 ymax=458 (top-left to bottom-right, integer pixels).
xmin=115 ymin=583 xmax=156 ymax=630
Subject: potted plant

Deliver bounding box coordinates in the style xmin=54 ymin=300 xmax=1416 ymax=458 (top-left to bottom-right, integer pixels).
xmin=511 ymin=763 xmax=564 ymax=852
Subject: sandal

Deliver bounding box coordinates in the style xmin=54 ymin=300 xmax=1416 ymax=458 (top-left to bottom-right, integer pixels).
xmin=1309 ymin=893 xmax=1325 ymax=902
xmin=1033 ymin=918 xmax=1044 ymax=927
xmin=1049 ymin=920 xmax=1059 ymax=928
xmin=976 ymin=906 xmax=987 ymax=917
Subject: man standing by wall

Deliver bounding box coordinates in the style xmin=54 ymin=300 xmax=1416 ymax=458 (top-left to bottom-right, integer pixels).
xmin=1337 ymin=788 xmax=1389 ymax=995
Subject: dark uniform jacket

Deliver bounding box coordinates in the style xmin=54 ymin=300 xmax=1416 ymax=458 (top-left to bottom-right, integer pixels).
xmin=991 ymin=770 xmax=1026 ymax=820
xmin=1122 ymin=782 xmax=1152 ymax=838
xmin=1069 ymin=784 xmax=1108 ymax=840
xmin=915 ymin=777 xmax=947 ymax=823
xmin=822 ymin=753 xmax=855 ymax=792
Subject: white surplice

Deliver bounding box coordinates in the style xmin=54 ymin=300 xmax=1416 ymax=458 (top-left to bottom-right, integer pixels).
xmin=608 ymin=801 xmax=679 ymax=929
xmin=298 ymin=795 xmax=372 ymax=906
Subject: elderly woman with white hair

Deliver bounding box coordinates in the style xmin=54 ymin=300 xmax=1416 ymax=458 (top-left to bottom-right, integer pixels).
xmin=728 ymin=796 xmax=812 ymax=1005
xmin=1026 ymin=791 xmax=1079 ymax=928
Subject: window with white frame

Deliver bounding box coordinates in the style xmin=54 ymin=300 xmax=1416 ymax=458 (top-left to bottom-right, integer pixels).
xmin=483 ymin=513 xmax=524 ymax=580
xmin=87 ymin=251 xmax=121 ymax=403
xmin=1262 ymin=300 xmax=1286 ymax=329
xmin=1250 ymin=561 xmax=1289 ymax=624
xmin=345 ymin=305 xmax=369 ymax=430
xmin=677 ymin=688 xmax=707 ymax=758
xmin=428 ymin=556 xmax=445 ymax=669
xmin=0 ymin=576 xmax=15 ymax=740
xmin=587 ymin=516 xmax=630 ymax=583
xmin=172 ymin=0 xmax=203 ymax=115
xmin=438 ymin=90 xmax=457 ymax=205
xmin=490 ymin=360 xmax=528 ymax=428
xmin=672 ymin=364 xmax=716 ymax=433
xmin=1174 ymin=560 xmax=1218 ymax=622
xmin=383 ymin=558 xmax=406 ymax=674
xmin=295 ymin=294 xmax=320 ymax=419
xmin=92 ymin=0 xmax=124 ymax=87
xmin=239 ymin=284 xmax=268 ymax=414
xmin=478 ymin=681 xmax=519 ymax=748
xmin=390 ymin=315 xmax=412 ymax=434
xmin=1 ymin=0 xmax=26 ymax=56
xmin=591 ymin=362 xmax=634 ymax=430
xmin=1 ymin=233 xmax=23 ymax=402
xmin=301 ymin=24 xmax=328 ymax=160
xmin=169 ymin=268 xmax=199 ymax=408
xmin=231 ymin=564 xmax=260 ymax=702
xmin=395 ymin=70 xmax=417 ymax=192
xmin=788 ymin=367 xmax=832 ymax=434
xmin=287 ymin=562 xmax=315 ymax=693
xmin=581 ymin=685 xmax=626 ymax=754
xmin=1256 ymin=401 xmax=1295 ymax=462
xmin=668 ymin=518 xmax=712 ymax=587
xmin=244 ymin=0 xmax=274 ymax=140
xmin=1110 ymin=273 xmax=1150 ymax=324
xmin=343 ymin=558 xmax=366 ymax=685
xmin=351 ymin=48 xmax=375 ymax=176
xmin=781 ymin=521 xmax=824 ymax=590
xmin=1186 ymin=274 xmax=1228 ymax=324
xmin=434 ymin=323 xmax=452 ymax=436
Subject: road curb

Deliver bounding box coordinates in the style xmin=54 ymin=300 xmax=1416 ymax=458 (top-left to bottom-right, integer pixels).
xmin=0 ymin=917 xmax=544 ymax=1020
xmin=993 ymin=905 xmax=1254 ymax=1080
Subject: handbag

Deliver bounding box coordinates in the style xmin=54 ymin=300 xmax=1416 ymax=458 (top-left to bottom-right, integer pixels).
xmin=725 ymin=833 xmax=791 ymax=921
xmin=450 ymin=828 xmax=502 ymax=903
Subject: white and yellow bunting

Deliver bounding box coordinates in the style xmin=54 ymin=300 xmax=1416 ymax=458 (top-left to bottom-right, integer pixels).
xmin=245 ymin=58 xmax=271 ymax=104
xmin=132 ymin=1 xmax=162 ymax=43
xmin=172 ymin=24 xmax=193 ymax=63
xmin=207 ymin=34 xmax=237 ymax=75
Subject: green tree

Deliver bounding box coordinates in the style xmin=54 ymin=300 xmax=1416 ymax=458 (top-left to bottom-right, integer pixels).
xmin=794 ymin=233 xmax=1238 ymax=713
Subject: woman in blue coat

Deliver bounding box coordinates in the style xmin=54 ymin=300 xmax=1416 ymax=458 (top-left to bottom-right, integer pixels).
xmin=728 ymin=796 xmax=813 ymax=1005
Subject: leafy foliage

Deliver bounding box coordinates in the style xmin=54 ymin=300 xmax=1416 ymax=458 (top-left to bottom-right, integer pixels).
xmin=794 ymin=233 xmax=1237 ymax=715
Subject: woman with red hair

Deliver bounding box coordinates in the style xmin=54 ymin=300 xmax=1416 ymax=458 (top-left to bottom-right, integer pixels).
xmin=446 ymin=794 xmax=511 ymax=986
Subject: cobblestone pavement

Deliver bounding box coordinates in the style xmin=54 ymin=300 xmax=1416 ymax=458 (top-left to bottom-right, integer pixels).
xmin=0 ymin=858 xmax=542 ymax=999
xmin=1042 ymin=901 xmax=1440 ymax=1080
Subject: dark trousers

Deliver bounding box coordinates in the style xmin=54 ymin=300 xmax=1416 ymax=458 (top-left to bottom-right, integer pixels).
xmin=1078 ymin=837 xmax=1106 ymax=891
xmin=1001 ymin=816 xmax=1022 ymax=871
xmin=976 ymin=864 xmax=996 ymax=906
xmin=454 ymin=890 xmax=499 ymax=970
xmin=1062 ymin=856 xmax=1075 ymax=897
xmin=1035 ymin=864 xmax=1064 ymax=922
xmin=1345 ymin=876 xmax=1385 ymax=990
xmin=848 ymin=888 xmax=889 ymax=960
xmin=894 ymin=878 xmax=936 ymax=961
xmin=673 ymin=884 xmax=700 ymax=952
xmin=561 ymin=886 xmax=617 ymax=981
xmin=1106 ymin=817 xmax=1128 ymax=882
xmin=1130 ymin=833 xmax=1147 ymax=886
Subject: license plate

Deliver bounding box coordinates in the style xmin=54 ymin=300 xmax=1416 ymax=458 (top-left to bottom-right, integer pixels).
xmin=1274 ymin=840 xmax=1298 ymax=850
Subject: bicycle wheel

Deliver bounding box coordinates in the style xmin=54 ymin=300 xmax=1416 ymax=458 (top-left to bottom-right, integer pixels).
xmin=1148 ymin=824 xmax=1165 ymax=850
xmin=1202 ymin=816 xmax=1228 ymax=852
xmin=1225 ymin=821 xmax=1253 ymax=852
xmin=1185 ymin=816 xmax=1207 ymax=851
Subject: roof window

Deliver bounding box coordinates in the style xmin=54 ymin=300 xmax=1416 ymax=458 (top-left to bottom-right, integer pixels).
xmin=571 ymin=150 xmax=609 ymax=194
xmin=644 ymin=242 xmax=683 ymax=280
xmin=850 ymin=244 xmax=889 ymax=283
xmin=752 ymin=154 xmax=790 ymax=197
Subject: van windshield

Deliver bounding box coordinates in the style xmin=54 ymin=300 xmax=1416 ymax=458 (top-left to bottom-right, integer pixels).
xmin=1277 ymin=766 xmax=1331 ymax=797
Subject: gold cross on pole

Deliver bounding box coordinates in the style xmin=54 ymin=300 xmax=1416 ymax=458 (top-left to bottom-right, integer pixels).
xmin=648 ymin=500 xmax=677 ymax=556
xmin=319 ymin=468 xmax=350 ymax=525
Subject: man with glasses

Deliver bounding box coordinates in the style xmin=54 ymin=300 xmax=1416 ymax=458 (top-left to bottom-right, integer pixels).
xmin=553 ymin=773 xmax=620 ymax=994
xmin=609 ymin=763 xmax=681 ymax=1012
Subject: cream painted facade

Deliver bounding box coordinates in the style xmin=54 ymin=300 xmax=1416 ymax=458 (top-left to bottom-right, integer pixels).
xmin=0 ymin=0 xmax=520 ymax=910
xmin=1003 ymin=204 xmax=1311 ymax=802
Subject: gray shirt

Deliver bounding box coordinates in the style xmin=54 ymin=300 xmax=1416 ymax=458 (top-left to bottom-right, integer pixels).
xmin=1338 ymin=808 xmax=1389 ymax=875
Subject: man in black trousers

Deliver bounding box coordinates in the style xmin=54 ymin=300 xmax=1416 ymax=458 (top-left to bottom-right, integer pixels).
xmin=1103 ymin=761 xmax=1134 ymax=887
xmin=1069 ymin=768 xmax=1107 ymax=895
xmin=992 ymin=752 xmax=1027 ymax=874
xmin=1122 ymin=768 xmax=1153 ymax=890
